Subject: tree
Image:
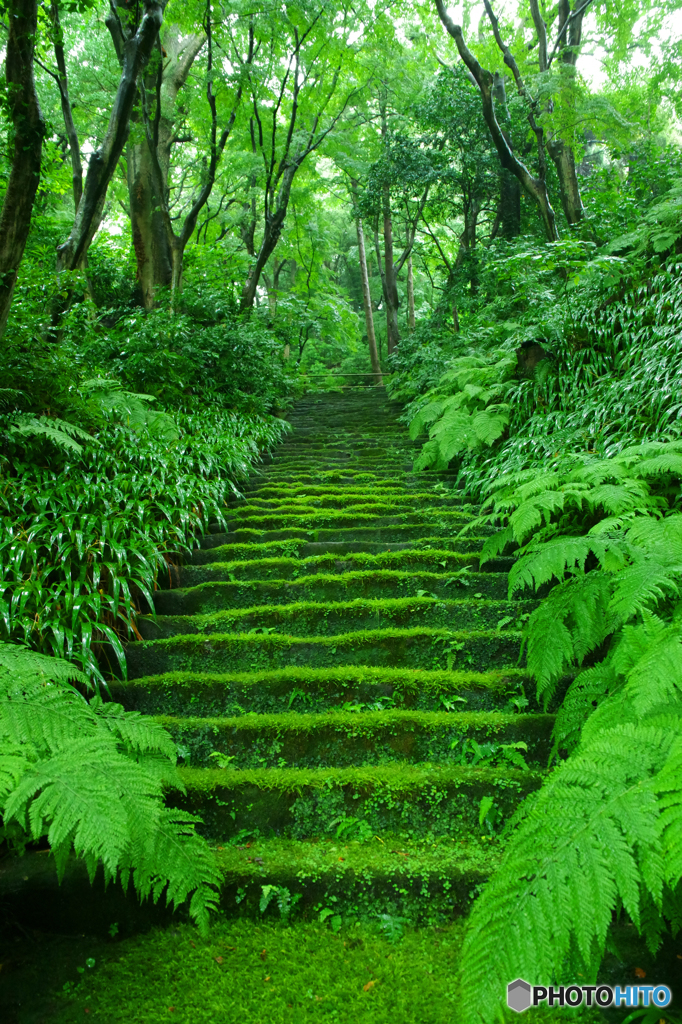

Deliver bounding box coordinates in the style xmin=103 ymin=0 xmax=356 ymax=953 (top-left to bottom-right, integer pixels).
xmin=435 ymin=0 xmax=560 ymax=241
xmin=138 ymin=3 xmax=248 ymax=309
xmin=0 ymin=0 xmax=46 ymax=337
xmin=56 ymin=0 xmax=167 ymax=275
xmin=234 ymin=0 xmax=362 ymax=312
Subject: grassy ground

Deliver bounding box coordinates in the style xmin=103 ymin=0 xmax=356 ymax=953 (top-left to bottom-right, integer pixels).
xmin=2 ymin=919 xmax=466 ymax=1024
xmin=0 ymin=916 xmax=617 ymax=1024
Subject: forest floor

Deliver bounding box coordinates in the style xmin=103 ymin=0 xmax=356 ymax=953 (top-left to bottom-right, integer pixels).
xmin=2 ymin=389 xmax=643 ymax=1022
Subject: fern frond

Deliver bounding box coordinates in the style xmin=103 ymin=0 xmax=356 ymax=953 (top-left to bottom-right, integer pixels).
xmin=0 ymin=643 xmax=219 ymax=932
xmin=459 ymin=717 xmax=670 ymax=1024
xmin=525 ymin=574 xmax=615 ymax=701
xmin=508 ymin=535 xmax=595 ymax=595
xmin=8 ymin=415 xmax=92 ymax=454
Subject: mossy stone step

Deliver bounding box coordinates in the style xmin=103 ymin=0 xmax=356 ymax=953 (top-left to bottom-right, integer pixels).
xmin=191 ymin=536 xmax=490 ymax=563
xmin=222 ymin=508 xmax=472 ymax=529
xmin=154 ymin=570 xmax=511 ymax=615
xmin=241 ymin=472 xmax=460 ymax=489
xmin=158 ymin=709 xmax=554 ymax=769
xmin=212 ymin=835 xmax=502 ymax=922
xmin=111 ymin=666 xmax=530 ymax=717
xmin=171 ymin=550 xmax=514 ymax=586
xmin=139 ymin=596 xmax=535 ymax=641
xmin=199 ymin=527 xmax=491 ymax=550
xmin=230 ymin=491 xmax=468 ymax=510
xmin=173 ymin=763 xmax=543 ymax=841
xmin=125 ymin=626 xmax=522 ymax=678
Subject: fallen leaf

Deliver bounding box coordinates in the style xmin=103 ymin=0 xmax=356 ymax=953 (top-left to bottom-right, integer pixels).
xmin=634 ymin=968 xmax=646 ymax=978
xmin=190 ymin=942 xmax=196 ymax=949
xmin=338 ymin=857 xmax=344 ymax=861
xmin=214 ymin=956 xmax=224 ymax=964
xmin=264 ymin=976 xmax=271 ymax=982
xmin=224 ymin=946 xmax=237 ymax=952
xmin=363 ymin=980 xmax=378 ymax=991
xmin=315 ymin=995 xmax=323 ymax=1001
xmin=260 ymin=949 xmax=267 ymax=961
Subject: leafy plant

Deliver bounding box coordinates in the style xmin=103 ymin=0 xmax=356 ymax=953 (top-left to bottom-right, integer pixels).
xmin=408 ymin=354 xmax=515 ymax=471
xmin=0 ymin=643 xmax=220 ymax=934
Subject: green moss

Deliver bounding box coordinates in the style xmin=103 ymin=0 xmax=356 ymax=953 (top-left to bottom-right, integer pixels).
xmin=158 ymin=709 xmax=554 ymax=769
xmin=126 ymin=626 xmax=523 ymax=678
xmin=154 ymin=569 xmax=511 ymax=614
xmin=39 ymin=920 xmax=472 ymax=1024
xmin=140 ymin=596 xmax=536 ymax=641
xmin=192 ymin=535 xmax=489 ymax=565
xmin=180 ymin=548 xmax=486 ymax=583
xmin=173 ymin=763 xmax=544 ymax=841
xmin=110 ymin=664 xmax=530 ymax=716
xmin=225 ymin=509 xmax=473 ymax=531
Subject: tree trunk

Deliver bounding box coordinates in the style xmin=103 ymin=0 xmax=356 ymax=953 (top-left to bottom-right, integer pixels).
xmin=127 ymin=136 xmax=156 ymax=309
xmin=548 ymin=139 xmax=584 ymax=224
xmin=493 ymin=72 xmax=520 ymax=239
xmin=57 ymin=1 xmax=166 ymax=275
xmin=382 ymin=182 xmax=400 ymax=355
xmin=0 ymin=0 xmax=46 ymax=338
xmin=435 ymin=0 xmax=559 ymax=243
xmin=407 ymin=254 xmax=415 ymax=330
xmin=50 ymin=0 xmax=82 ymax=211
xmin=355 ymin=217 xmax=382 ymax=383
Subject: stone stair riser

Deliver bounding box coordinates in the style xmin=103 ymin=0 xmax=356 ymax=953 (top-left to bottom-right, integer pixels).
xmin=125 ymin=630 xmax=522 ymax=678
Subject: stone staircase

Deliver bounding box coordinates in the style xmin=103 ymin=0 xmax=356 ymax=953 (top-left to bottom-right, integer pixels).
xmin=114 ymin=389 xmax=551 ymax=926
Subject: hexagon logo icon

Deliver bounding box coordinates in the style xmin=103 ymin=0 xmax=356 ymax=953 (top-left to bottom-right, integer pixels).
xmin=507 ymin=978 xmax=532 ymax=1013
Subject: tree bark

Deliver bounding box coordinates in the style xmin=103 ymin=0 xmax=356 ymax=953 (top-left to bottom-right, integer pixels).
xmin=407 ymin=254 xmax=415 ymax=330
xmin=0 ymin=0 xmax=46 ymax=338
xmin=355 ymin=217 xmax=382 ymax=383
xmin=382 ymin=181 xmax=401 ymax=355
xmin=529 ymin=0 xmax=586 ymax=226
xmin=109 ymin=19 xmax=205 ymax=307
xmin=50 ymin=0 xmax=82 ymax=211
xmin=492 ymin=72 xmax=520 ymax=238
xmin=434 ymin=0 xmax=559 ymax=242
xmin=142 ymin=9 xmax=245 ymax=313
xmin=56 ymin=0 xmax=167 ymax=274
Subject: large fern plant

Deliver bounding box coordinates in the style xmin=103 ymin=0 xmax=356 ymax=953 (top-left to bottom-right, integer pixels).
xmin=459 ymin=442 xmax=682 ymax=1020
xmin=408 ymin=353 xmax=516 ymax=471
xmin=0 ymin=643 xmax=220 ymax=934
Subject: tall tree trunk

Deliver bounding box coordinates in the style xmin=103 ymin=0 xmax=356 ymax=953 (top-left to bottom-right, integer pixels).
xmin=529 ymin=0 xmax=585 ymax=226
xmin=493 ymin=72 xmax=520 ymax=238
xmin=0 ymin=0 xmax=46 ymax=338
xmin=382 ymin=182 xmax=400 ymax=355
xmin=435 ymin=0 xmax=559 ymax=242
xmin=118 ymin=27 xmax=205 ymax=308
xmin=407 ymin=254 xmax=415 ymax=330
xmin=548 ymin=139 xmax=584 ymax=224
xmin=57 ymin=1 xmax=166 ymax=275
xmin=50 ymin=0 xmax=82 ymax=211
xmin=127 ymin=136 xmax=157 ymax=309
xmin=355 ymin=217 xmax=382 ymax=383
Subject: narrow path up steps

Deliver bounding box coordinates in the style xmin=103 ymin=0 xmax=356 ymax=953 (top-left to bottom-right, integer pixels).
xmin=116 ymin=389 xmax=550 ymax=925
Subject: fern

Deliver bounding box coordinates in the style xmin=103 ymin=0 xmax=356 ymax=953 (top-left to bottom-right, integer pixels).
xmin=460 ymin=608 xmax=682 ymax=1022
xmin=408 ymin=353 xmax=514 ymax=470
xmin=0 ymin=643 xmax=220 ymax=934
xmin=6 ymin=414 xmax=93 ymax=454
